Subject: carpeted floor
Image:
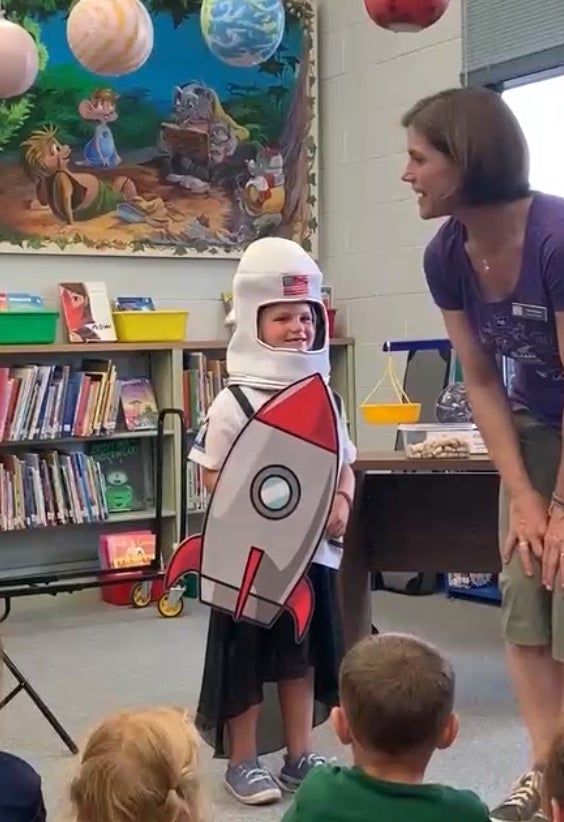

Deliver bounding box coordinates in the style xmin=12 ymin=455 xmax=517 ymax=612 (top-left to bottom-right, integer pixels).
xmin=0 ymin=588 xmax=527 ymax=820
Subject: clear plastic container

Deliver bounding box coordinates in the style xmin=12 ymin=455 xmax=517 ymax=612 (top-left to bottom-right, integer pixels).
xmin=398 ymin=423 xmax=486 ymax=459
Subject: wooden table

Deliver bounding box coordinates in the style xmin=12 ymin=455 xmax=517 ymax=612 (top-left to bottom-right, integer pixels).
xmin=337 ymin=451 xmax=500 ymax=650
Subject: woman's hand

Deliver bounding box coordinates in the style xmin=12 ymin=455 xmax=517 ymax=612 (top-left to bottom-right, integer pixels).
xmin=503 ymin=489 xmax=548 ymax=576
xmin=542 ymin=504 xmax=564 ymax=591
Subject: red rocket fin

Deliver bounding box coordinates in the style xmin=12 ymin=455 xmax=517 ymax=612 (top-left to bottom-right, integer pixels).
xmin=165 ymin=534 xmax=203 ymax=589
xmin=285 ymin=575 xmax=315 ymax=643
xmin=234 ymin=546 xmax=264 ymax=621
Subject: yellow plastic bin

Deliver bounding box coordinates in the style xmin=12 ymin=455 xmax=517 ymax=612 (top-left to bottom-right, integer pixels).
xmin=360 ymin=354 xmax=421 ymax=426
xmin=113 ymin=310 xmax=189 ymax=343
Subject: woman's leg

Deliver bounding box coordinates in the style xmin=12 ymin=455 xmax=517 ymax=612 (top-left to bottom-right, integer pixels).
xmin=491 ymin=412 xmax=563 ymax=822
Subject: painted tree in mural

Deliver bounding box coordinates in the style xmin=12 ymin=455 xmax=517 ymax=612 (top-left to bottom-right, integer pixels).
xmin=277 ymin=0 xmax=316 ymax=248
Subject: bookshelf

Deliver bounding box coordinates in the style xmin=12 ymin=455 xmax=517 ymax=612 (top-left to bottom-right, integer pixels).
xmin=0 ymin=337 xmax=355 ymax=604
xmin=0 ymin=342 xmax=179 ymax=599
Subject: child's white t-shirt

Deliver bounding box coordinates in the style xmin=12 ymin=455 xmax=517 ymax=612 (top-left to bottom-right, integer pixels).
xmin=189 ymin=385 xmax=357 ymax=570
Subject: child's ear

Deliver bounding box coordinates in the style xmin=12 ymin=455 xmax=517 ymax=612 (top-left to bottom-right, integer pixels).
xmin=330 ymin=706 xmax=352 ymax=746
xmin=436 ymin=712 xmax=459 ymax=751
xmin=552 ymin=798 xmax=563 ymax=822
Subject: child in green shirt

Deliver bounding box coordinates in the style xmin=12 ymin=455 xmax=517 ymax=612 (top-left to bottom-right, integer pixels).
xmin=282 ymin=632 xmax=490 ymax=822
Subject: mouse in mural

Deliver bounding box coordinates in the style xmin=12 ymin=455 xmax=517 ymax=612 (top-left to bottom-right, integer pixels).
xmin=78 ymin=89 xmax=121 ymax=168
xmin=159 ymin=82 xmax=254 ymax=193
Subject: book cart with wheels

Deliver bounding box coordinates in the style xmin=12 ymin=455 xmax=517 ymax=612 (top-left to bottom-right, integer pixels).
xmin=0 ymin=406 xmax=182 ymax=622
xmin=0 ymin=342 xmax=184 ymax=622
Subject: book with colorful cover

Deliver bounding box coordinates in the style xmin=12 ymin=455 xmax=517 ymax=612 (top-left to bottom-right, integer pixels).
xmin=0 ymin=293 xmax=44 ymax=311
xmin=99 ymin=530 xmax=156 ymax=570
xmin=85 ymin=437 xmax=146 ymax=513
xmin=59 ymin=282 xmax=117 ymax=343
xmin=114 ymin=297 xmax=155 ymax=312
xmin=120 ymin=378 xmax=158 ymax=431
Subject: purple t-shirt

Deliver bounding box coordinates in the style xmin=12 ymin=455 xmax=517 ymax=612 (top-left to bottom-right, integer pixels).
xmin=424 ymin=191 xmax=564 ymax=429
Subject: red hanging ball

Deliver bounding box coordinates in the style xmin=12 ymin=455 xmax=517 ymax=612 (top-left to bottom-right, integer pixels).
xmin=364 ymin=0 xmax=450 ymax=32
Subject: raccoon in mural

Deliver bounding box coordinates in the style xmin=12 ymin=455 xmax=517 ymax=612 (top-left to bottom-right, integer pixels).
xmin=159 ymin=82 xmax=256 ymax=193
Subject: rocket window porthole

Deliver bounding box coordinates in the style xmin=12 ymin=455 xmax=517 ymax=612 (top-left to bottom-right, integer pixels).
xmin=250 ymin=465 xmax=301 ymax=521
xmin=260 ymin=476 xmax=291 ymax=510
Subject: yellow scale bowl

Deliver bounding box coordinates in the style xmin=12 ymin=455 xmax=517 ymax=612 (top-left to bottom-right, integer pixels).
xmin=361 ymin=402 xmax=422 ymax=426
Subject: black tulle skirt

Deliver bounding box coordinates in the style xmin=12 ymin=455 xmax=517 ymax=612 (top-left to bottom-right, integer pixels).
xmin=195 ymin=562 xmax=344 ymax=758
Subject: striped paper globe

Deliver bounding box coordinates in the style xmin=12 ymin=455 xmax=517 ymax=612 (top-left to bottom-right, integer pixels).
xmin=66 ymin=0 xmax=154 ymax=77
xmin=0 ymin=17 xmax=39 ymax=98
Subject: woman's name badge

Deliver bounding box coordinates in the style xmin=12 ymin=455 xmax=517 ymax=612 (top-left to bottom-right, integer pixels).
xmin=511 ymin=302 xmax=548 ymax=322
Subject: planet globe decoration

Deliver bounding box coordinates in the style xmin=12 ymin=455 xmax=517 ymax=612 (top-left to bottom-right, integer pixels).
xmin=66 ymin=0 xmax=154 ymax=77
xmin=0 ymin=14 xmax=40 ymax=99
xmin=435 ymin=381 xmax=474 ymax=424
xmin=201 ymin=0 xmax=286 ymax=68
xmin=364 ymin=0 xmax=449 ymax=32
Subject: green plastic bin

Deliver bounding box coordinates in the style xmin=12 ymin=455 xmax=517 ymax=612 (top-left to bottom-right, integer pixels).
xmin=0 ymin=311 xmax=59 ymax=345
xmin=184 ymin=575 xmax=198 ymax=599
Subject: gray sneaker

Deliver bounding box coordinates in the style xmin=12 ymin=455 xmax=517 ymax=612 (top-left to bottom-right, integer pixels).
xmin=490 ymin=770 xmax=543 ymax=821
xmin=224 ymin=759 xmax=282 ymax=806
xmin=279 ymin=752 xmax=329 ymax=792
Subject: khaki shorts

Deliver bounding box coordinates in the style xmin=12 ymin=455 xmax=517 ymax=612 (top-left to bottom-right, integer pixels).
xmin=499 ymin=408 xmax=563 ymax=660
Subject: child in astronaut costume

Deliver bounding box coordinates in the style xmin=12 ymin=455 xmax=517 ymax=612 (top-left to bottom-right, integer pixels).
xmin=190 ymin=237 xmax=357 ymax=807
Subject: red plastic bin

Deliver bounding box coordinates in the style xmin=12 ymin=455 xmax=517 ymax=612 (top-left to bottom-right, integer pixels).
xmin=100 ymin=572 xmax=165 ymax=607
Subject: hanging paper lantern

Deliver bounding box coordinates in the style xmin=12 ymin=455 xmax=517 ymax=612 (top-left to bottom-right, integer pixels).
xmin=0 ymin=15 xmax=39 ymax=99
xmin=201 ymin=0 xmax=285 ymax=68
xmin=364 ymin=0 xmax=449 ymax=32
xmin=66 ymin=0 xmax=154 ymax=77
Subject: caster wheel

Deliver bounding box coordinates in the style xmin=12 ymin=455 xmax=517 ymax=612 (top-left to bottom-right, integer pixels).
xmin=131 ymin=583 xmax=152 ymax=609
xmin=157 ymin=593 xmax=185 ymax=618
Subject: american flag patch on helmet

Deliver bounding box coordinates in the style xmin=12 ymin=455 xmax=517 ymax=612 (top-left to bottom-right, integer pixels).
xmin=282 ymin=274 xmax=309 ymax=296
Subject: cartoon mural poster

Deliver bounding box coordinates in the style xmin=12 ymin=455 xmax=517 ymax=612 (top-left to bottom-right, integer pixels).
xmin=165 ymin=373 xmax=339 ymax=643
xmin=0 ymin=0 xmax=318 ymax=259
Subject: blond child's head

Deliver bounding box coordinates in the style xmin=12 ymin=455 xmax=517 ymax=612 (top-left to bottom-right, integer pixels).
xmin=332 ymin=633 xmax=458 ymax=769
xmin=70 ymin=706 xmax=206 ymax=822
xmin=257 ymin=300 xmax=316 ymax=351
xmin=546 ymin=725 xmax=564 ymax=821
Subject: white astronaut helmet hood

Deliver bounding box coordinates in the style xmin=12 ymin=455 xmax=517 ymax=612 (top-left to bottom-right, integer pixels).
xmin=226 ymin=237 xmax=330 ymax=390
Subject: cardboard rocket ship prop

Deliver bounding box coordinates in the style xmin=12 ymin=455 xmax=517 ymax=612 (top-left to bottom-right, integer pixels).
xmin=165 ymin=372 xmax=339 ymax=643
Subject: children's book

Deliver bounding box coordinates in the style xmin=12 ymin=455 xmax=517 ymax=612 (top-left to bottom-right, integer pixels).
xmin=99 ymin=530 xmax=156 ymax=569
xmin=59 ymin=282 xmax=117 ymax=343
xmin=321 ymin=285 xmax=333 ymax=310
xmin=85 ymin=438 xmax=147 ymax=513
xmin=114 ymin=297 xmax=155 ymax=312
xmin=120 ymin=378 xmax=159 ymax=431
xmin=0 ymin=293 xmax=44 ymax=311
